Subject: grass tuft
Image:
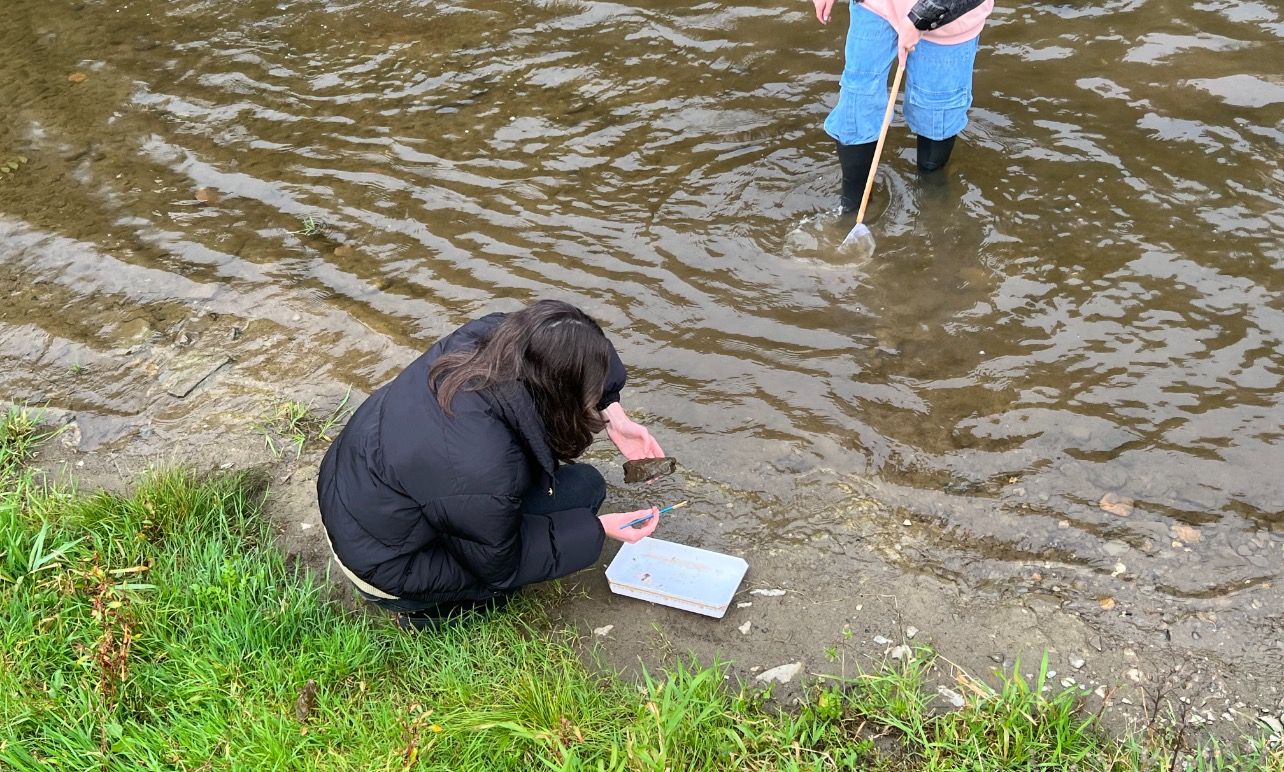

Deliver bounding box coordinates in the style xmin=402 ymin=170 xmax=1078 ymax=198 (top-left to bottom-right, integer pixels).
xmin=259 ymin=390 xmax=354 ymax=458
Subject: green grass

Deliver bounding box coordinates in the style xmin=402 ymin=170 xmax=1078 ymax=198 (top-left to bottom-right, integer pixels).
xmin=0 ymin=406 xmax=1280 ymax=770
xmin=259 ymin=390 xmax=354 ymax=458
xmin=289 ymin=213 xmax=329 ymax=239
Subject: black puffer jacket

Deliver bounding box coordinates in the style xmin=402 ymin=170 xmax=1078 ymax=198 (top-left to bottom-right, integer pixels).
xmin=317 ymin=313 xmax=627 ymax=601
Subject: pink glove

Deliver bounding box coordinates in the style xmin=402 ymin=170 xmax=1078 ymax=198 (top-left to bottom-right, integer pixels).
xmin=602 ymin=402 xmax=664 ymax=461
xmin=600 ymin=508 xmax=660 ymax=544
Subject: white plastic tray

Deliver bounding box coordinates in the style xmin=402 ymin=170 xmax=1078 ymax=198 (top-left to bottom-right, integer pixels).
xmin=605 ymin=538 xmax=748 ymax=618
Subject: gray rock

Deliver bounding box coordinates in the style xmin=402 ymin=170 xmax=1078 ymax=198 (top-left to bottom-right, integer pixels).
xmin=755 ymin=662 xmax=803 ymax=685
xmin=937 ymin=686 xmax=965 ymax=708
xmin=159 ymin=353 xmax=231 ymax=398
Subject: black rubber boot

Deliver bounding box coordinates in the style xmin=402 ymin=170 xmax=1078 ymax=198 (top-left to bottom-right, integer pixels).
xmin=916 ymin=134 xmax=956 ymax=172
xmin=837 ymin=141 xmax=878 ymax=213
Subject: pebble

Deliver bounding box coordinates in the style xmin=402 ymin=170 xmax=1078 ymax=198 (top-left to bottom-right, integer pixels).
xmin=906 ymin=626 xmax=919 ymax=639
xmin=872 ymin=635 xmax=891 ymax=645
xmin=592 ymin=625 xmax=614 ymax=637
xmin=1095 ymin=686 xmax=1107 ymax=698
xmin=1261 ymin=716 xmax=1283 ymax=735
xmin=1070 ymin=656 xmax=1085 ymax=669
xmin=300 ymin=522 xmax=313 ymax=530
xmin=902 ymin=519 xmax=912 ymax=526
xmin=750 ymin=589 xmax=786 ymax=597
xmin=937 ymin=686 xmax=965 ymax=708
xmin=889 ymin=644 xmax=911 ymax=660
xmin=989 ymin=653 xmax=1003 ymax=663
xmin=1089 ymin=634 xmax=1103 ymax=652
xmin=1099 ymin=493 xmax=1134 ymax=517
xmin=755 ymin=662 xmax=803 ymax=685
xmin=738 ymin=621 xmax=752 ymax=635
xmin=736 ymin=602 xmax=753 ymax=608
xmin=1061 ymin=678 xmax=1075 ymax=688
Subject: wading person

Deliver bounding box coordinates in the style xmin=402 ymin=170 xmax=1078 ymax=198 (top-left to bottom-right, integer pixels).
xmin=317 ymin=299 xmax=666 ymax=630
xmin=813 ymin=0 xmax=995 ymax=212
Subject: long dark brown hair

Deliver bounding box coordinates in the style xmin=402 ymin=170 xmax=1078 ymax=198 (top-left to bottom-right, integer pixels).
xmin=429 ymin=300 xmax=612 ymax=461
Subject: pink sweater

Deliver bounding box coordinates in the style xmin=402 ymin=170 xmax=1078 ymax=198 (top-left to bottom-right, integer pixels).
xmin=861 ymin=0 xmax=994 ymax=46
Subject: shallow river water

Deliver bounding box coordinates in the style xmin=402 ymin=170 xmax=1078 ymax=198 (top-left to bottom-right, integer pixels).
xmin=2 ymin=0 xmax=1282 ymax=653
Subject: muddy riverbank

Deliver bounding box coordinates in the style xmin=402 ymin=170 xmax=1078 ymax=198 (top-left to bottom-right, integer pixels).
xmin=18 ymin=345 xmax=1284 ymax=748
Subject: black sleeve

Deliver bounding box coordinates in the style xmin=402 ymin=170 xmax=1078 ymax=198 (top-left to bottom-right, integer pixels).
xmin=504 ymin=508 xmax=606 ymax=589
xmin=596 ymin=338 xmax=628 ymax=411
xmin=431 ymin=495 xmax=605 ymax=591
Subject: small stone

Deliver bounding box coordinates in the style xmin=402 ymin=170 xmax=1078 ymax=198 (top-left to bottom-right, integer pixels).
xmin=1070 ymin=656 xmax=1085 ymax=669
xmin=592 ymin=625 xmax=614 ymax=637
xmin=1099 ymin=492 xmax=1134 ymax=517
xmin=937 ymin=686 xmax=965 ymax=708
xmin=750 ymin=589 xmax=786 ymax=597
xmin=889 ymin=644 xmax=911 ymax=660
xmin=1111 ymin=562 xmax=1126 ymax=577
xmin=1094 ymin=686 xmax=1107 ymax=698
xmin=755 ymin=662 xmax=803 ymax=685
xmin=68 ymin=71 xmax=88 ymax=83
xmin=1261 ymin=715 xmax=1283 ymax=735
xmin=1099 ymin=597 xmax=1116 ymax=610
xmin=872 ymin=635 xmax=891 ymax=645
xmin=1103 ymin=541 xmax=1129 ymax=557
xmin=989 ymin=653 xmax=1003 ymax=663
xmin=736 ymin=602 xmax=753 ymax=609
xmin=1061 ymin=678 xmax=1075 ymax=688
xmin=906 ymin=626 xmax=919 ymax=639
xmin=902 ymin=519 xmax=912 ymax=526
xmin=1089 ymin=634 xmax=1103 ymax=651
xmin=1126 ymin=668 xmax=1143 ymax=683
xmin=738 ymin=621 xmax=751 ymax=635
xmin=194 ymin=187 xmax=221 ymax=205
xmin=1172 ymin=524 xmax=1202 ymax=544
xmin=300 ymin=522 xmax=313 ymax=530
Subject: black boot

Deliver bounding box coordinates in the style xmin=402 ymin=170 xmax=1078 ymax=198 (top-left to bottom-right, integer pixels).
xmin=916 ymin=134 xmax=956 ymax=173
xmin=837 ymin=141 xmax=878 ymax=214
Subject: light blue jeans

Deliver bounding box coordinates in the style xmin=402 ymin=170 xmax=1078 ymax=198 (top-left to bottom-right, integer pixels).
xmin=824 ymin=5 xmax=980 ymax=144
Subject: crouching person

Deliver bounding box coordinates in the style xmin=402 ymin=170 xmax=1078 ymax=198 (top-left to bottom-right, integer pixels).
xmin=317 ymin=299 xmax=666 ymax=630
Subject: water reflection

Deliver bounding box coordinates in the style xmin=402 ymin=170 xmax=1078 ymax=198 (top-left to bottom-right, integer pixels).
xmin=1 ymin=0 xmax=1281 ymax=643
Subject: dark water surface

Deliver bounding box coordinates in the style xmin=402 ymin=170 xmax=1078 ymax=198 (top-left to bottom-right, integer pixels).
xmin=2 ymin=0 xmax=1282 ymax=650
